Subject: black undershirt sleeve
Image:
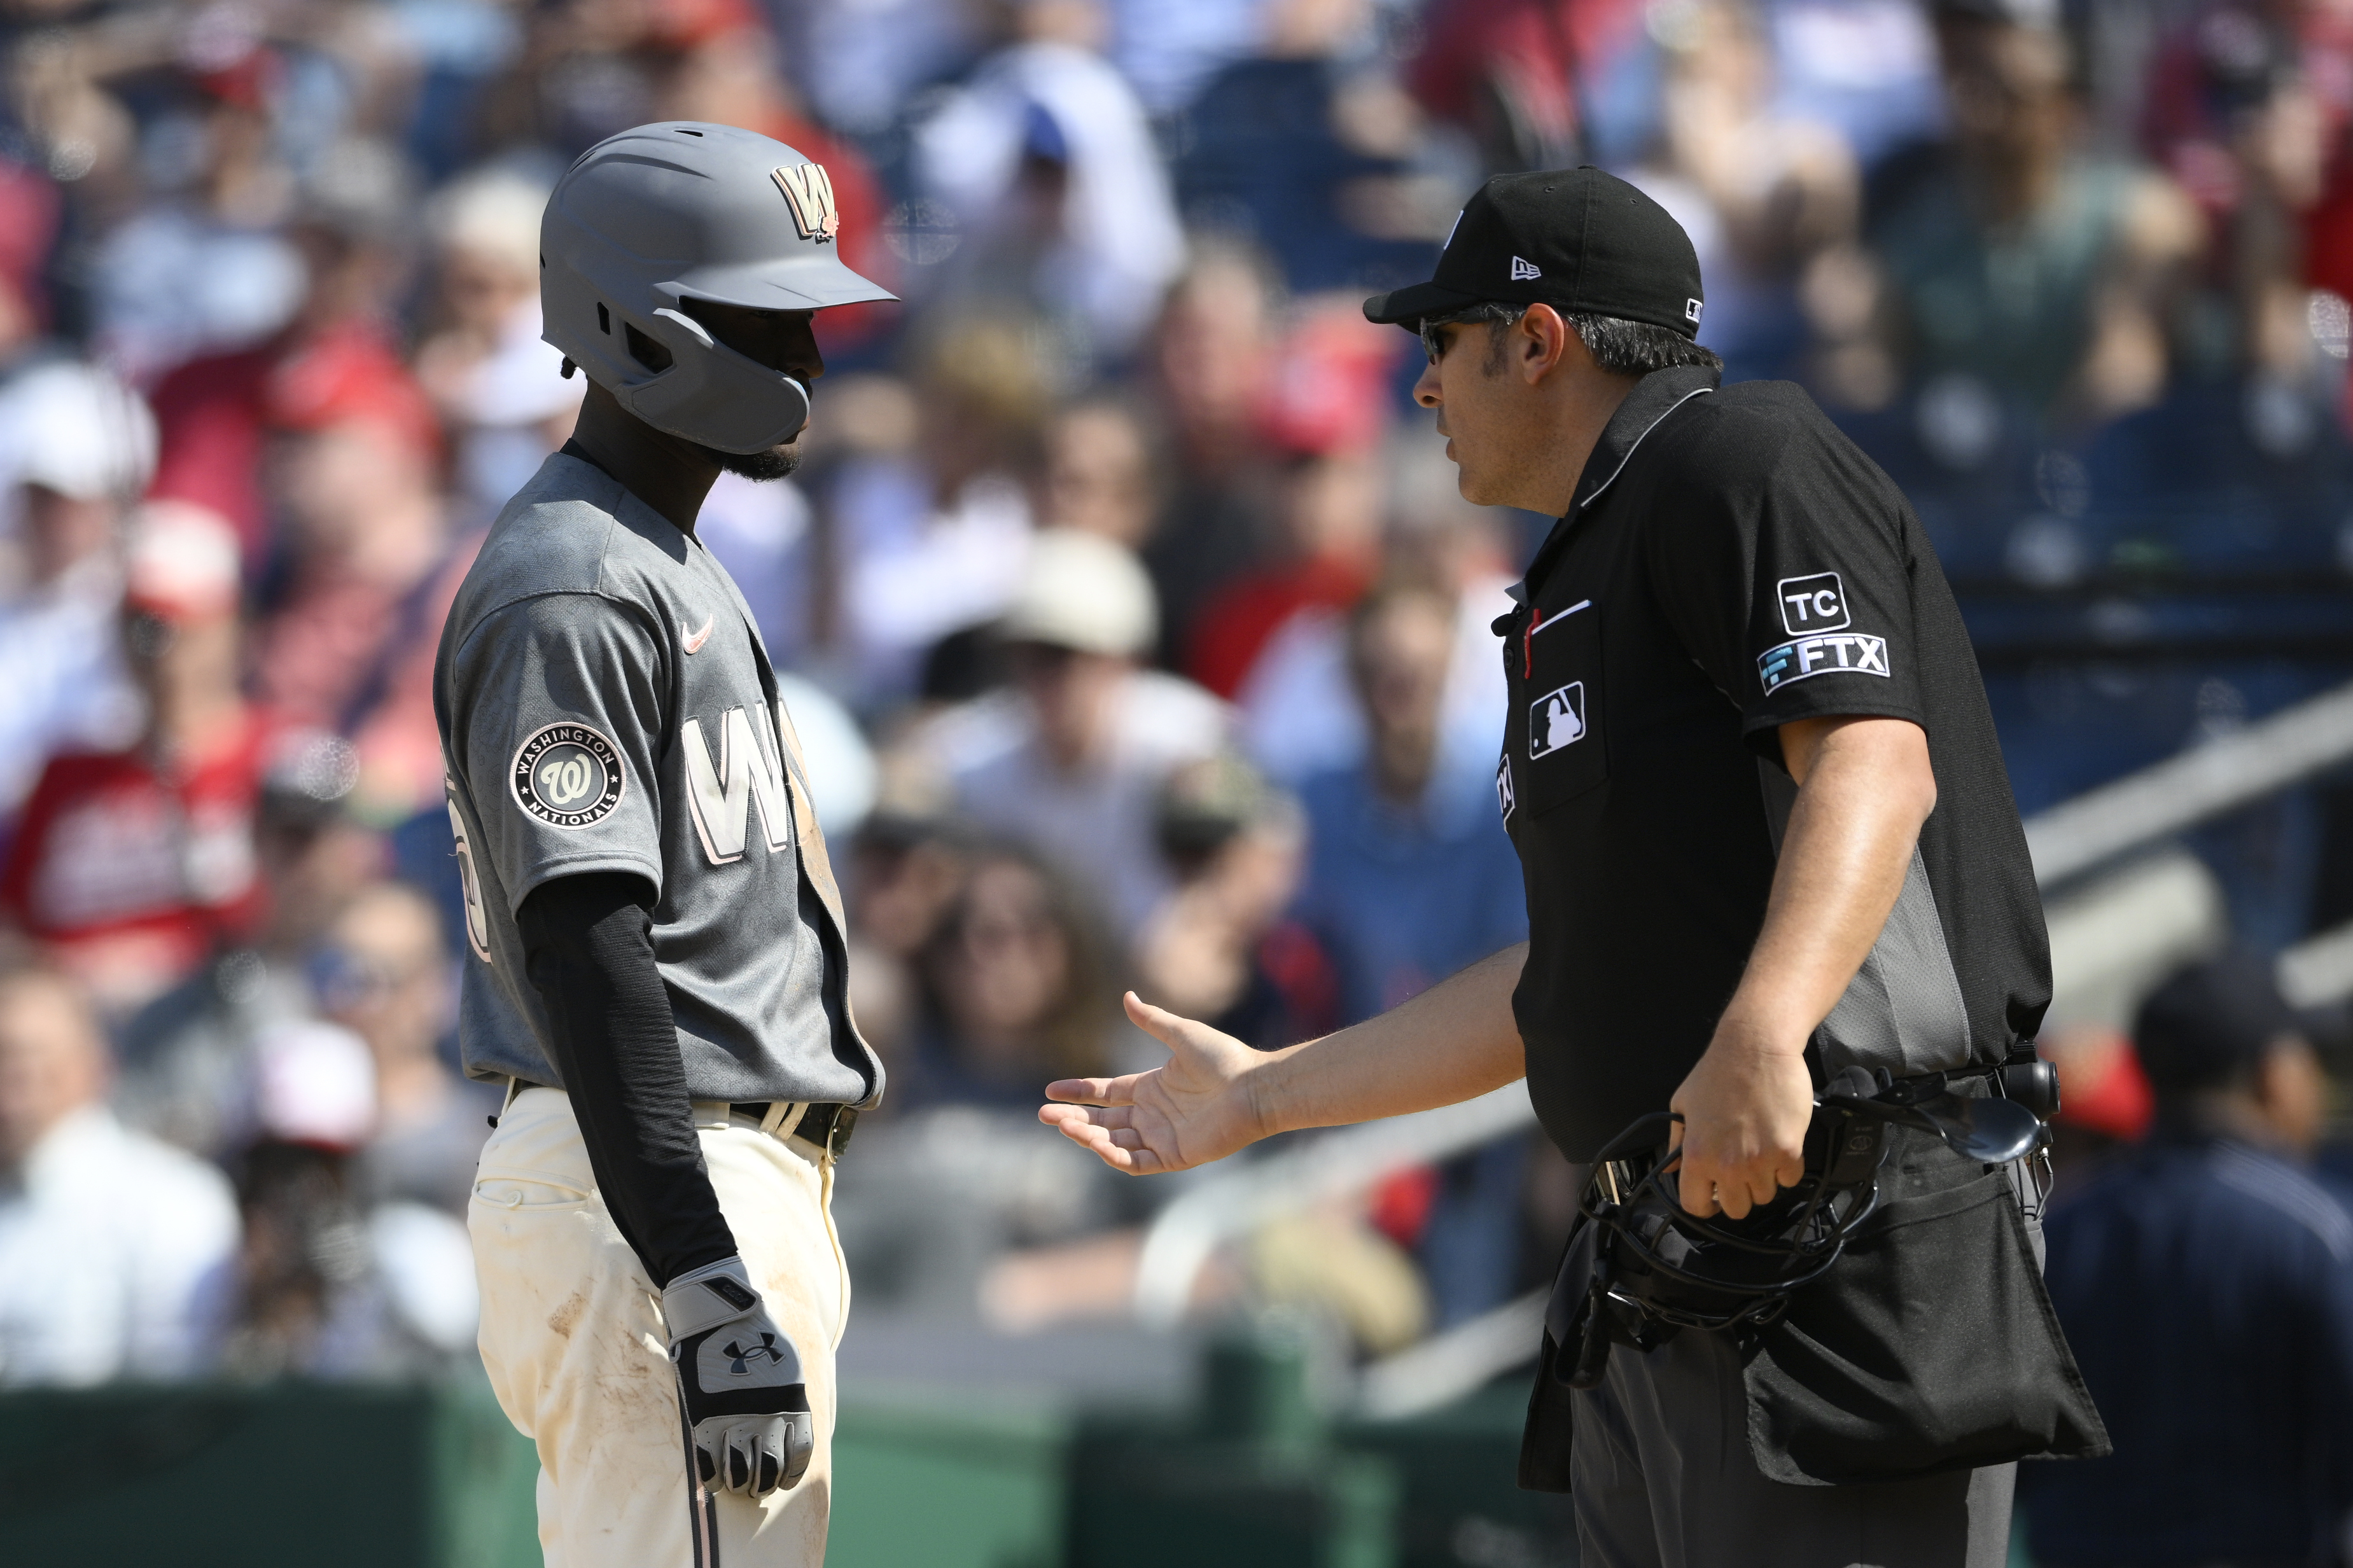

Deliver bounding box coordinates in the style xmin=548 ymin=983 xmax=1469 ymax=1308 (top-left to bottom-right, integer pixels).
xmin=517 ymin=870 xmax=737 ymax=1289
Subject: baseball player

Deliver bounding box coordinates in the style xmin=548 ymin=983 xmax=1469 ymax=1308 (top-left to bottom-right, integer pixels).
xmin=436 ymin=123 xmax=888 ymax=1567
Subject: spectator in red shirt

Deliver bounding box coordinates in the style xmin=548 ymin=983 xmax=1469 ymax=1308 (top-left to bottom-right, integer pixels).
xmin=1140 ymin=240 xmax=1285 ymax=671
xmin=1 ymin=504 xmax=270 ymax=1016
xmin=1182 ymin=301 xmax=1399 ymax=701
xmin=143 ymin=153 xmax=432 ymax=568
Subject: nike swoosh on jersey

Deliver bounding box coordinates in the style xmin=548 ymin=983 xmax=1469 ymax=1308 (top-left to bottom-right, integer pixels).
xmin=681 ymin=615 xmax=715 ymax=655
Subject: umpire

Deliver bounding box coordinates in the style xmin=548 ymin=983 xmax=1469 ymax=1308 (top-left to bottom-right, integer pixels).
xmin=439 ymin=124 xmax=887 ymax=1566
xmin=1044 ymin=167 xmax=2100 ymax=1566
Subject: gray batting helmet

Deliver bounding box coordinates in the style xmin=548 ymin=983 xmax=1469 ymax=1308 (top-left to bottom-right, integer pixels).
xmin=540 ymin=121 xmax=896 ymax=454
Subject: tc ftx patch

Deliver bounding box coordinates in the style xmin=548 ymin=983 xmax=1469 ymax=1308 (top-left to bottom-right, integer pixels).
xmin=1777 ymin=572 xmax=1850 ymax=636
xmin=1756 ymin=632 xmax=1890 ymax=696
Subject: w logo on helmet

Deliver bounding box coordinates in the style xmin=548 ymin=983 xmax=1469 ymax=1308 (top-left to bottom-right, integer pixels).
xmin=771 ymin=163 xmax=840 ymax=244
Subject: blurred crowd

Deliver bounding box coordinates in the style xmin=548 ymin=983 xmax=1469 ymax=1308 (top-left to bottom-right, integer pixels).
xmin=2 ymin=0 xmax=2353 ymax=1449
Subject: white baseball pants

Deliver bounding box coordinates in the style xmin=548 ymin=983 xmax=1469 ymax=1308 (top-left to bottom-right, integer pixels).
xmin=470 ymin=1087 xmax=849 ymax=1568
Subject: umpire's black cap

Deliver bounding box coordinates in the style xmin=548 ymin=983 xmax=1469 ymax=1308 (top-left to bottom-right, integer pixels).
xmin=1362 ymin=167 xmax=1705 ymax=338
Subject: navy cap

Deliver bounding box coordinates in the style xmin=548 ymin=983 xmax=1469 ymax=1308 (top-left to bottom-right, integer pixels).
xmin=1362 ymin=167 xmax=1705 ymax=339
xmin=2133 ymin=952 xmax=2305 ymax=1093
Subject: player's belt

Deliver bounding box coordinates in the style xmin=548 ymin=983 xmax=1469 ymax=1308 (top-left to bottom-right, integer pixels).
xmin=732 ymin=1100 xmax=858 ymax=1159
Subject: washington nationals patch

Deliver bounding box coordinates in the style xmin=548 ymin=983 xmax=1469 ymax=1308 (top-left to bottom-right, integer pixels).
xmin=511 ymin=722 xmax=627 ymax=829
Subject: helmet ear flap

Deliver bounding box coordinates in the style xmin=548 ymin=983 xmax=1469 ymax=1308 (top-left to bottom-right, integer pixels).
xmin=608 ymin=307 xmax=811 ymax=452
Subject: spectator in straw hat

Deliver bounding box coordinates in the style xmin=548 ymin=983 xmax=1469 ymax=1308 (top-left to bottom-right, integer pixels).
xmin=930 ymin=529 xmax=1229 ymax=935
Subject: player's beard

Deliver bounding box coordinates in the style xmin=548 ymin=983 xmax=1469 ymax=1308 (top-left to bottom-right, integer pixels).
xmin=699 ymin=440 xmax=802 ymax=482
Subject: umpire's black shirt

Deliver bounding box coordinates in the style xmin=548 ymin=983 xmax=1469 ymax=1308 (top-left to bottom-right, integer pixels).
xmin=1497 ymin=364 xmax=2050 ymax=1161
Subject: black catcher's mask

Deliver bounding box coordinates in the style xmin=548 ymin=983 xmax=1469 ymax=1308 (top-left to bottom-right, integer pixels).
xmin=1551 ymin=1064 xmax=2049 ymax=1389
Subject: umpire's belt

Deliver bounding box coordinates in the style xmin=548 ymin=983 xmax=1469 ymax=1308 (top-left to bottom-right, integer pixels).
xmin=689 ymin=1099 xmax=858 ymax=1160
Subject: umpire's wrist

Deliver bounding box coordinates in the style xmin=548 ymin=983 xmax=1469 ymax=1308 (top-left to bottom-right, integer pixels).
xmin=1243 ymin=1041 xmax=1310 ymax=1142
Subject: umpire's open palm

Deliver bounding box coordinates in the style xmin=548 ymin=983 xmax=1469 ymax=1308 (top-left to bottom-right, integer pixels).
xmin=1039 ymin=992 xmax=1267 ymax=1174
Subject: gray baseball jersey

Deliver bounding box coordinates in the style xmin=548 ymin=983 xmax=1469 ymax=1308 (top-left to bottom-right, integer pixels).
xmin=433 ymin=452 xmax=881 ymax=1108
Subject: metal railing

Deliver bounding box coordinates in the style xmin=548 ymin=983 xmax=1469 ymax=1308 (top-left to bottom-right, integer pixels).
xmin=2025 ymin=679 xmax=2353 ymax=886
xmin=1131 ymin=1085 xmax=1537 ymax=1328
xmin=1130 ymin=676 xmax=2353 ymax=1409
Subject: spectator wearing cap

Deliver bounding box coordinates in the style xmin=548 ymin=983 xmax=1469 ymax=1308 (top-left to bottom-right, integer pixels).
xmin=197 ymin=1018 xmax=478 ymax=1378
xmin=910 ymin=0 xmax=1185 ymax=357
xmin=928 ymin=529 xmax=1229 ymax=936
xmin=2023 ymin=953 xmax=2353 ymax=1568
xmin=0 ymin=964 xmax=239 ymax=1385
xmin=0 ymin=504 xmax=274 ymax=1015
xmin=1135 ymin=754 xmax=1333 ymax=1052
xmin=1182 ymin=301 xmax=1399 ymax=704
xmin=0 ymin=361 xmax=157 ymax=814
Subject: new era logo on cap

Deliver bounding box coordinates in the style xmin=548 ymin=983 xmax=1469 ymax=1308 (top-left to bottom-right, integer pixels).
xmin=1511 ymin=256 xmax=1542 ymax=281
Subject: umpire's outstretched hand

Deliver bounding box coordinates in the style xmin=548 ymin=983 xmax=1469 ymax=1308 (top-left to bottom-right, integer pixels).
xmin=1040 ymin=992 xmax=1268 ymax=1174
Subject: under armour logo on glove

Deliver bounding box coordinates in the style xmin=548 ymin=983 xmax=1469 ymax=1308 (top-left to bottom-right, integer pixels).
xmin=662 ymin=1256 xmax=815 ymax=1497
xmin=725 ymin=1334 xmax=789 ymax=1376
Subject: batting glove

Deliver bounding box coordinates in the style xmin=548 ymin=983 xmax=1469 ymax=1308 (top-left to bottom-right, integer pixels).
xmin=661 ymin=1255 xmax=814 ymax=1497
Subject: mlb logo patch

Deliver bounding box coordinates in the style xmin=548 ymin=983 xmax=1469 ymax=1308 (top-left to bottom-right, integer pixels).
xmin=1686 ymin=298 xmax=1704 ymax=324
xmin=1777 ymin=572 xmax=1850 ymax=636
xmin=1528 ymin=682 xmax=1586 ymax=758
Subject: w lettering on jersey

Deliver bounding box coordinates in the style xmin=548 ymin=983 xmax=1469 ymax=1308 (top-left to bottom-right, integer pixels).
xmin=681 ymin=705 xmax=795 ymax=865
xmin=446 ymin=774 xmax=493 ymax=963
